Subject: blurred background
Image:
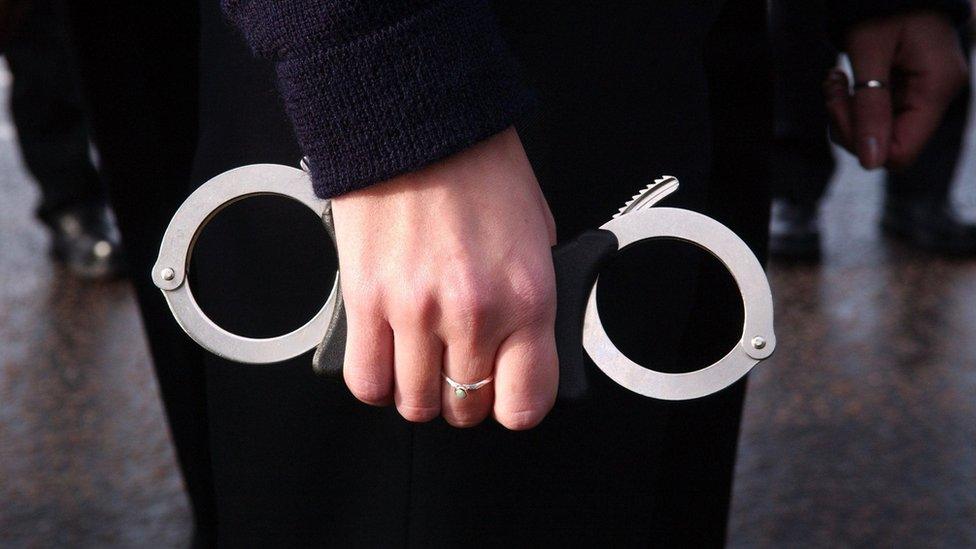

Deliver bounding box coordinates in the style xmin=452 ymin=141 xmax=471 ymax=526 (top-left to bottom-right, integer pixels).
xmin=3 ymin=3 xmax=976 ymax=548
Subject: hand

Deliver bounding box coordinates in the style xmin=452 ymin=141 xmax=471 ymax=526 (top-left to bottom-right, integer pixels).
xmin=824 ymin=10 xmax=968 ymax=170
xmin=329 ymin=127 xmax=559 ymax=430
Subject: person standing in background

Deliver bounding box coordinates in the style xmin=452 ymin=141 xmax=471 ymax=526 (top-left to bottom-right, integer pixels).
xmin=770 ymin=0 xmax=974 ymax=260
xmin=3 ymin=0 xmax=122 ymax=278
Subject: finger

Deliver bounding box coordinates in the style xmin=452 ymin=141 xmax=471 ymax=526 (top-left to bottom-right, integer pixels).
xmin=392 ymin=328 xmax=443 ymax=422
xmin=847 ymin=30 xmax=898 ymax=169
xmin=441 ymin=337 xmax=498 ymax=428
xmin=823 ymin=69 xmax=854 ymax=151
xmin=851 ymin=85 xmax=892 ymax=169
xmin=848 ymin=38 xmax=896 ymax=170
xmin=887 ymin=101 xmax=947 ymax=170
xmin=887 ymin=74 xmax=964 ymax=170
xmin=492 ymin=327 xmax=558 ymax=431
xmin=342 ymin=303 xmax=394 ymax=406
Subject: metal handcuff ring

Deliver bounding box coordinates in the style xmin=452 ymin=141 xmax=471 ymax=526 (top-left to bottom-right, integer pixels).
xmin=152 ymin=164 xmax=341 ymax=364
xmin=153 ymin=164 xmax=776 ymax=401
xmin=582 ymin=207 xmax=775 ymax=400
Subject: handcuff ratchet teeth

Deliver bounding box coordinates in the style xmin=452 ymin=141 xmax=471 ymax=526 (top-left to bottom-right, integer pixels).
xmin=153 ymin=163 xmax=775 ymax=401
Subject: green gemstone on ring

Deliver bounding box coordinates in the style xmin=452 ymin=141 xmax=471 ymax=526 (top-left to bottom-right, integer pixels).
xmin=454 ymin=387 xmax=467 ymax=399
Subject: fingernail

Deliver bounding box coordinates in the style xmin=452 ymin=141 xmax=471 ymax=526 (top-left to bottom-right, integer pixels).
xmin=859 ymin=136 xmax=880 ymax=168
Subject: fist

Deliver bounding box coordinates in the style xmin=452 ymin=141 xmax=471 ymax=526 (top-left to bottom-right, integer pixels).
xmin=825 ymin=10 xmax=969 ymax=170
xmin=329 ymin=128 xmax=560 ymax=430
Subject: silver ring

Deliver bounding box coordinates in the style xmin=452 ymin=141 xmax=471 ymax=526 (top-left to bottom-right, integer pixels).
xmin=443 ymin=373 xmax=494 ymax=399
xmin=853 ymin=79 xmax=887 ymax=91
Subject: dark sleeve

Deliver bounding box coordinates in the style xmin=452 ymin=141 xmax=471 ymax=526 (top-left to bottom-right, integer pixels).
xmin=827 ymin=0 xmax=972 ymax=46
xmin=222 ymin=0 xmax=534 ymax=198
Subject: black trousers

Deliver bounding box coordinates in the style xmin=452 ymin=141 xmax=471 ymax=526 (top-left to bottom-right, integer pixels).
xmin=5 ymin=0 xmax=104 ymax=223
xmin=770 ymin=0 xmax=972 ymax=206
xmin=68 ymin=1 xmax=770 ymax=546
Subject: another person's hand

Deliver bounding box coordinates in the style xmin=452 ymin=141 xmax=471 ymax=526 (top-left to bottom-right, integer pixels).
xmin=330 ymin=127 xmax=559 ymax=430
xmin=824 ymin=10 xmax=968 ymax=170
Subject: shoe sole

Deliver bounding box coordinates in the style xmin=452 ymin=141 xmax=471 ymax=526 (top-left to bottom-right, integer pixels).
xmin=880 ymin=219 xmax=976 ymax=256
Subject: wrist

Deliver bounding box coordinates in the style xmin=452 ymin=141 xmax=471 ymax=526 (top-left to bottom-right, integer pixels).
xmin=333 ymin=126 xmax=529 ymax=204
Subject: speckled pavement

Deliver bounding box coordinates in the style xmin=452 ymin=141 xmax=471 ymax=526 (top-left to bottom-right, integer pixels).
xmin=730 ymin=179 xmax=976 ymax=546
xmin=3 ymin=64 xmax=976 ymax=547
xmin=728 ymin=84 xmax=976 ymax=545
xmin=0 ymin=66 xmax=190 ymax=547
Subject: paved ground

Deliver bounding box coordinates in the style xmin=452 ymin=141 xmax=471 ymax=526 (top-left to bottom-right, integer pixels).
xmin=3 ymin=66 xmax=976 ymax=546
xmin=729 ymin=130 xmax=976 ymax=546
xmin=0 ymin=66 xmax=191 ymax=547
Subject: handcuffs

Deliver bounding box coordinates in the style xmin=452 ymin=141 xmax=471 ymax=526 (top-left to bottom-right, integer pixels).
xmin=153 ymin=162 xmax=775 ymax=401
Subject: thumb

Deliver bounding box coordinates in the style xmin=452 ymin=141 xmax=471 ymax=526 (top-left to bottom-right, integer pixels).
xmin=824 ymin=69 xmax=854 ymax=151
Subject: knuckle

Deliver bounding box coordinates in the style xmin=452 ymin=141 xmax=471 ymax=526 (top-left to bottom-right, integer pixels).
xmin=344 ymin=281 xmax=382 ymax=315
xmin=414 ymin=291 xmax=439 ymax=321
xmin=495 ymin=396 xmax=555 ymax=431
xmin=388 ymin=285 xmax=438 ymax=327
xmin=444 ymin=409 xmax=489 ymax=429
xmin=344 ymin=371 xmax=390 ymax=405
xmin=443 ymin=277 xmax=494 ymax=331
xmin=496 ymin=407 xmax=548 ymax=431
xmin=510 ymin=276 xmax=556 ymax=323
xmin=396 ymin=402 xmax=440 ymax=423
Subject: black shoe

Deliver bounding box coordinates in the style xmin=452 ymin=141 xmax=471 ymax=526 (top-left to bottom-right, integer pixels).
xmin=48 ymin=203 xmax=125 ymax=279
xmin=881 ymin=197 xmax=976 ymax=256
xmin=769 ymin=198 xmax=821 ymax=261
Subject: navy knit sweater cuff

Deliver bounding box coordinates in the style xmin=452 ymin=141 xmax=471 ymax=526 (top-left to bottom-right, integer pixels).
xmin=269 ymin=1 xmax=534 ymax=198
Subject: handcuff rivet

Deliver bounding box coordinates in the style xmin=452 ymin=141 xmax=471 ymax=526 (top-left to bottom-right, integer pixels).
xmin=161 ymin=267 xmax=176 ymax=281
xmin=751 ymin=336 xmax=766 ymax=350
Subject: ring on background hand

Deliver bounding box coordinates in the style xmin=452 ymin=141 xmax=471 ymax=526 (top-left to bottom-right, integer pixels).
xmin=853 ymin=79 xmax=887 ymax=91
xmin=443 ymin=373 xmax=493 ymax=399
